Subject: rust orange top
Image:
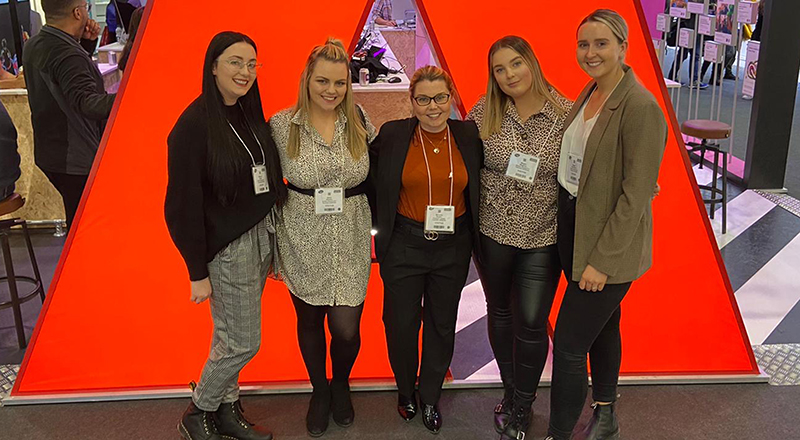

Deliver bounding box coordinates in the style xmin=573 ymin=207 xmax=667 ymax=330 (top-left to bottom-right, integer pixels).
xmin=397 ymin=126 xmax=468 ymax=222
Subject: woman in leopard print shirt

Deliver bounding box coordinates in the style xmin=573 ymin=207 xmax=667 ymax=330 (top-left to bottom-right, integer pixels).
xmin=466 ymin=35 xmax=573 ymax=440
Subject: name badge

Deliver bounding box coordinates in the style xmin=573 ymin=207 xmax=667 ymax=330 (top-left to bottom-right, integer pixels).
xmin=424 ymin=205 xmax=455 ymax=234
xmin=567 ymin=154 xmax=583 ymax=187
xmin=505 ymin=152 xmax=540 ymax=184
xmin=252 ymin=165 xmax=270 ymax=195
xmin=315 ymin=187 xmax=344 ymax=215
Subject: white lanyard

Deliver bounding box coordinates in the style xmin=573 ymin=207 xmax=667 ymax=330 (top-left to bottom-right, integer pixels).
xmin=227 ymin=112 xmax=265 ymax=166
xmin=418 ymin=125 xmax=454 ymax=207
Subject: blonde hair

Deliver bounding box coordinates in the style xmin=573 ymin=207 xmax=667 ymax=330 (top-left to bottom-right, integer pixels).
xmin=288 ymin=37 xmax=367 ymax=160
xmin=579 ymin=9 xmax=629 ymax=45
xmin=409 ymin=65 xmax=455 ymax=96
xmin=481 ymin=36 xmax=565 ymax=140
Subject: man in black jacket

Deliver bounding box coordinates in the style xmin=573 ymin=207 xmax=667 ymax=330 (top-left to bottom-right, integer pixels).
xmin=0 ymin=101 xmax=20 ymax=201
xmin=23 ymin=0 xmax=116 ymax=228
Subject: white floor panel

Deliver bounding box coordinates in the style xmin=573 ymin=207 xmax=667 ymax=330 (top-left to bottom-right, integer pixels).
xmin=456 ymin=279 xmax=486 ymax=333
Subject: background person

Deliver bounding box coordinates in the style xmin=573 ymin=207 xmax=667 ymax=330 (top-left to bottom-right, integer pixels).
xmin=0 ymin=101 xmax=20 ymax=201
xmin=23 ymin=0 xmax=115 ymax=229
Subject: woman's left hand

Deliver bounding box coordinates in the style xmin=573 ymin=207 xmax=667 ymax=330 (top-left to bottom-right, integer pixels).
xmin=579 ymin=264 xmax=608 ymax=292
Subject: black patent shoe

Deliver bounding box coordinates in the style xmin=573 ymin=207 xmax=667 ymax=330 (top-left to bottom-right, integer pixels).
xmin=307 ymin=387 xmax=331 ymax=437
xmin=422 ymin=404 xmax=442 ymax=434
xmin=573 ymin=402 xmax=620 ymax=440
xmin=493 ymin=394 xmax=513 ymax=433
xmin=500 ymin=402 xmax=531 ymax=440
xmin=330 ymin=380 xmax=354 ymax=428
xmin=397 ymin=392 xmax=418 ymax=421
xmin=178 ymin=402 xmax=224 ymax=440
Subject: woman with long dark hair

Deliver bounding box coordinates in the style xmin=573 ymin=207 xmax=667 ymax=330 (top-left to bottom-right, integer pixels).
xmin=546 ymin=9 xmax=667 ymax=440
xmin=466 ymin=36 xmax=571 ymax=440
xmin=165 ymin=31 xmax=286 ymax=440
xmin=270 ymin=38 xmax=376 ymax=437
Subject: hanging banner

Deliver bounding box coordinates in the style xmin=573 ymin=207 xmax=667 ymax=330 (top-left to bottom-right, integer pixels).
xmin=742 ymin=41 xmax=760 ymax=97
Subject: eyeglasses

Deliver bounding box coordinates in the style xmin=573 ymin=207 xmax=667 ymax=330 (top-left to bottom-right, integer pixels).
xmin=413 ymin=93 xmax=451 ymax=106
xmin=221 ymin=58 xmax=263 ymax=73
xmin=76 ymin=2 xmax=92 ymax=13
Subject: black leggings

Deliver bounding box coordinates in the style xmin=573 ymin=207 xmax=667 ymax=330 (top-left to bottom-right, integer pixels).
xmin=290 ymin=294 xmax=364 ymax=390
xmin=474 ymin=233 xmax=561 ymax=407
xmin=548 ymin=281 xmax=630 ymax=438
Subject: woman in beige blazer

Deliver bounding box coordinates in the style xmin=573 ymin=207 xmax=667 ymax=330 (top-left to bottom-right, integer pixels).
xmin=546 ymin=10 xmax=667 ymax=440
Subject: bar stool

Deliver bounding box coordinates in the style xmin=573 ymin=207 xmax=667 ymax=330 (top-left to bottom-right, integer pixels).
xmin=0 ymin=193 xmax=45 ymax=349
xmin=681 ymin=119 xmax=732 ymax=234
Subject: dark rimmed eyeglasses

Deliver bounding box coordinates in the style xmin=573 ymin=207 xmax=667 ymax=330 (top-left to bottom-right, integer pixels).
xmin=413 ymin=93 xmax=451 ymax=106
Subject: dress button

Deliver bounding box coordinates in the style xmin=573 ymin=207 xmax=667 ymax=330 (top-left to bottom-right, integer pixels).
xmin=506 ymin=207 xmax=514 ymax=216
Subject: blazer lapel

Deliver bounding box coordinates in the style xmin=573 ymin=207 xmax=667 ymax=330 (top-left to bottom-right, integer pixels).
xmin=577 ymin=66 xmax=637 ymax=198
xmin=447 ymin=120 xmax=475 ymax=183
xmin=387 ymin=118 xmax=417 ymax=207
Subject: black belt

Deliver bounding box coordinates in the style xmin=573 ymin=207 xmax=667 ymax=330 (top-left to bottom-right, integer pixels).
xmin=394 ymin=213 xmax=470 ymax=241
xmin=287 ymin=181 xmax=369 ymax=198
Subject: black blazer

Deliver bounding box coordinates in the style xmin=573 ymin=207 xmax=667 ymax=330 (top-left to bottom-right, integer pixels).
xmin=368 ymin=117 xmax=484 ymax=263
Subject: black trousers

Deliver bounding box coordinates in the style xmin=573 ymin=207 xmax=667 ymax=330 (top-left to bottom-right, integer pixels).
xmin=549 ymin=187 xmax=631 ymax=439
xmin=474 ymin=233 xmax=560 ymax=407
xmin=380 ymin=214 xmax=473 ymax=405
xmin=43 ymin=171 xmax=89 ymax=228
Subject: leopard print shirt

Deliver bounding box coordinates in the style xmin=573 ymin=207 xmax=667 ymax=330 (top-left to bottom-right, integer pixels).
xmin=467 ymin=90 xmax=574 ymax=249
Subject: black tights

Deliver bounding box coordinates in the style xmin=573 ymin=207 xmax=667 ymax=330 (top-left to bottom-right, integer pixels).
xmin=475 ymin=234 xmax=561 ymax=408
xmin=290 ymin=294 xmax=364 ymax=390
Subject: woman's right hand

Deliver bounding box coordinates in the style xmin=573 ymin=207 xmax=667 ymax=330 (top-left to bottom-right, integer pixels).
xmin=190 ymin=278 xmax=213 ymax=304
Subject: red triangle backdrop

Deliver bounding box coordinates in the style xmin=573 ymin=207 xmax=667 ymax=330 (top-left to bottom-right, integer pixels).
xmin=12 ymin=0 xmax=757 ymax=399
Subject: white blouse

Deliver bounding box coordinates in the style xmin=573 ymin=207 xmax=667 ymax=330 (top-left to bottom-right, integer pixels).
xmin=558 ymin=102 xmax=599 ymax=197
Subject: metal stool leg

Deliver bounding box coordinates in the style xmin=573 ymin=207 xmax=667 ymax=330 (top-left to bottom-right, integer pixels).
xmin=1 ymin=230 xmax=27 ymax=349
xmin=709 ymin=143 xmax=720 ymax=219
xmin=20 ymin=222 xmax=45 ymax=302
xmin=722 ymin=149 xmax=728 ymax=234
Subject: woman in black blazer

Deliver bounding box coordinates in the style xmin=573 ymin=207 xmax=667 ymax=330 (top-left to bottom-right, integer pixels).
xmin=369 ymin=66 xmax=483 ymax=434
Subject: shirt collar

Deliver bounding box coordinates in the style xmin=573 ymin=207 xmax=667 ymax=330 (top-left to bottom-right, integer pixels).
xmin=505 ymin=87 xmax=560 ymax=125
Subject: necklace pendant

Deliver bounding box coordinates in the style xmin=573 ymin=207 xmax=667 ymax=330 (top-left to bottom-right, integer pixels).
xmin=433 ymin=147 xmax=440 ymax=154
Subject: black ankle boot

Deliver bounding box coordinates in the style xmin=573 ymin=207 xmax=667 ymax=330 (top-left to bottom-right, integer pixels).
xmin=500 ymin=401 xmax=531 ymax=440
xmin=493 ymin=390 xmax=513 ymax=433
xmin=306 ymin=386 xmax=331 ymax=437
xmin=330 ymin=380 xmax=354 ymax=427
xmin=573 ymin=402 xmax=620 ymax=440
xmin=178 ymin=402 xmax=224 ymax=440
xmin=214 ymin=400 xmax=273 ymax=440
xmin=494 ymin=368 xmax=515 ymax=433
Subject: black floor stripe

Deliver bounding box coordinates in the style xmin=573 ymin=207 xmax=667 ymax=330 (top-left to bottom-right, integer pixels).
xmin=763 ymin=298 xmax=800 ymax=345
xmin=450 ymin=315 xmax=493 ymax=380
xmin=721 ymin=206 xmax=800 ymax=292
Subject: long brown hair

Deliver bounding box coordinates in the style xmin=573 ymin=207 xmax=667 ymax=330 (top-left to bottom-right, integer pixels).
xmin=481 ymin=36 xmax=565 ymax=139
xmin=288 ymin=38 xmax=367 ymax=160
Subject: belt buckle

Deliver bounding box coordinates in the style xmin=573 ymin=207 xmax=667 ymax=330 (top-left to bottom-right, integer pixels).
xmin=424 ymin=230 xmax=439 ymax=241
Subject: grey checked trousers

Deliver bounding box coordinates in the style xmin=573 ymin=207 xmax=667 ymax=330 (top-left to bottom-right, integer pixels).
xmin=192 ymin=213 xmax=275 ymax=412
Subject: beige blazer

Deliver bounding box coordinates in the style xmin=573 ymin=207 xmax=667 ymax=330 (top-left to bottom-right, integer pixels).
xmin=564 ymin=65 xmax=667 ymax=284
